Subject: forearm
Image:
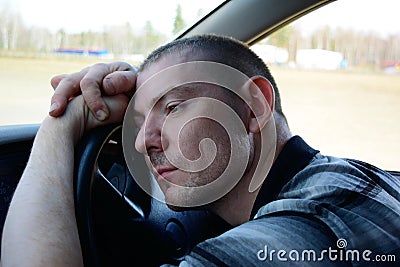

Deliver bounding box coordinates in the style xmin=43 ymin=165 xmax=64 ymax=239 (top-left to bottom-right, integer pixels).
xmin=2 ymin=113 xmax=83 ymax=266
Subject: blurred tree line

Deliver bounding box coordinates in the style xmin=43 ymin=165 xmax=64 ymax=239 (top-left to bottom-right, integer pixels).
xmin=0 ymin=4 xmax=188 ymax=58
xmin=267 ymin=25 xmax=400 ymax=68
xmin=0 ymin=9 xmax=168 ymax=57
xmin=1 ymin=4 xmax=399 ymax=68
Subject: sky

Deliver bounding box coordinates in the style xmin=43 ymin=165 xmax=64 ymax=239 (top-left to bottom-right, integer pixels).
xmin=296 ymin=0 xmax=400 ymax=37
xmin=0 ymin=0 xmax=222 ymax=36
xmin=1 ymin=0 xmax=399 ymax=37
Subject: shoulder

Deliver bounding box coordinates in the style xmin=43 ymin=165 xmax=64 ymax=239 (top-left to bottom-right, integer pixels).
xmin=281 ymin=153 xmax=400 ymax=203
xmin=179 ymin=214 xmax=344 ymax=266
xmin=256 ymin=153 xmax=400 ymax=258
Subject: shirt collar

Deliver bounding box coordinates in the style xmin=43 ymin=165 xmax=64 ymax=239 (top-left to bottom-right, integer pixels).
xmin=250 ymin=135 xmax=319 ymax=218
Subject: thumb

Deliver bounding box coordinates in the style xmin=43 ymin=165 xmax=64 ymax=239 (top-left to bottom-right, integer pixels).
xmin=102 ymin=70 xmax=137 ymax=97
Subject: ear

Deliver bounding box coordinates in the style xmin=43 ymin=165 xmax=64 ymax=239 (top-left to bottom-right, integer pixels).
xmin=247 ymin=76 xmax=275 ymax=133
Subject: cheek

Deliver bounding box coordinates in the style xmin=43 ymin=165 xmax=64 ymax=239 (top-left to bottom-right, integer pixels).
xmin=178 ymin=118 xmax=231 ymax=175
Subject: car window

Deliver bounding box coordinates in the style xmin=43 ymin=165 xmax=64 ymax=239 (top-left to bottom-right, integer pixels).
xmin=0 ymin=0 xmax=223 ymax=125
xmin=251 ymin=0 xmax=400 ymax=171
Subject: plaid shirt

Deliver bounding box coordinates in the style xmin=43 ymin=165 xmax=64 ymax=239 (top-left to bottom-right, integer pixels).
xmin=164 ymin=136 xmax=400 ymax=266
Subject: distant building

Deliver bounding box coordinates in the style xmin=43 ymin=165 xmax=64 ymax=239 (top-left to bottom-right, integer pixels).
xmin=381 ymin=60 xmax=400 ymax=74
xmin=296 ymin=49 xmax=344 ymax=70
xmin=54 ymin=48 xmax=111 ymax=57
xmin=251 ymin=44 xmax=289 ymax=65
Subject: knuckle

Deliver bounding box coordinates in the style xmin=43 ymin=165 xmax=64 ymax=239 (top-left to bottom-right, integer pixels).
xmin=80 ymin=77 xmax=99 ymax=90
xmin=62 ymin=76 xmax=80 ymax=90
xmin=110 ymin=61 xmax=135 ymax=71
xmin=93 ymin=62 xmax=107 ymax=70
xmin=119 ymin=62 xmax=134 ymax=71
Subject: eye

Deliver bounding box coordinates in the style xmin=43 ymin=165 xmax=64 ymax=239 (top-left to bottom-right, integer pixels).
xmin=166 ymin=102 xmax=181 ymax=114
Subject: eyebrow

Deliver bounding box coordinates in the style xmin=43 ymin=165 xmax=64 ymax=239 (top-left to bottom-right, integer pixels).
xmin=134 ymin=84 xmax=202 ymax=116
xmin=150 ymin=83 xmax=204 ymax=108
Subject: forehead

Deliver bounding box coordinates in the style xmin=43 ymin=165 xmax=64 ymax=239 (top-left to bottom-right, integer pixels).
xmin=137 ymin=49 xmax=193 ymax=87
xmin=135 ymin=50 xmax=186 ymax=107
xmin=134 ymin=50 xmax=222 ymax=113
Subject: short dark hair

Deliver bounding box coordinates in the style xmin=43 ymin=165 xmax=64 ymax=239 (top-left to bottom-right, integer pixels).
xmin=139 ymin=34 xmax=286 ymax=118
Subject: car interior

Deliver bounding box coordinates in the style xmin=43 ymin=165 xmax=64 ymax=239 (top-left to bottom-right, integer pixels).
xmin=0 ymin=0 xmax=398 ymax=266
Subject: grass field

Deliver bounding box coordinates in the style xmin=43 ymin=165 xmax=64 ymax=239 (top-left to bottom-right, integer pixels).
xmin=1 ymin=57 xmax=399 ymax=170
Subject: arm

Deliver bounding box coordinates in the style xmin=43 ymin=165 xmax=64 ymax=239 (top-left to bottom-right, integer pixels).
xmin=1 ymin=95 xmax=128 ymax=266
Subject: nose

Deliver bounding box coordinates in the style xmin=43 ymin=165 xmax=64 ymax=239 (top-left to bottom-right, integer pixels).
xmin=135 ymin=113 xmax=165 ymax=154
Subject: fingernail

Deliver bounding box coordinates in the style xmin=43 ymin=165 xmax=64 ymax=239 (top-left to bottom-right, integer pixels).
xmin=96 ymin=109 xmax=107 ymax=121
xmin=49 ymin=102 xmax=59 ymax=113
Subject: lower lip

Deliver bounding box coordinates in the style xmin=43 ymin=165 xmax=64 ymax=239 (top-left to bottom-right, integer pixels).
xmin=158 ymin=169 xmax=177 ymax=181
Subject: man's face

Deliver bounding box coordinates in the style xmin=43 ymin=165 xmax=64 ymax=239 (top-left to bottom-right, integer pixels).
xmin=131 ymin=52 xmax=251 ymax=207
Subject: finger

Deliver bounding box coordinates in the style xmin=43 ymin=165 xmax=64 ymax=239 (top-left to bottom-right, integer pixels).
xmin=79 ymin=63 xmax=112 ymax=121
xmin=50 ymin=74 xmax=68 ymax=90
xmin=49 ymin=70 xmax=89 ymax=117
xmin=86 ymin=94 xmax=130 ymax=130
xmin=102 ymin=70 xmax=137 ymax=97
xmin=80 ymin=62 xmax=136 ymax=121
xmin=106 ymin=61 xmax=136 ymax=72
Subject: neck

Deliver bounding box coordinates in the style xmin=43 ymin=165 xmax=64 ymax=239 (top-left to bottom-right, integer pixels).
xmin=210 ymin=172 xmax=260 ymax=226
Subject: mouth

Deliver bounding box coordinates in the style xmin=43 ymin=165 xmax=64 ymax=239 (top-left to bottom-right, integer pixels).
xmin=155 ymin=166 xmax=177 ymax=181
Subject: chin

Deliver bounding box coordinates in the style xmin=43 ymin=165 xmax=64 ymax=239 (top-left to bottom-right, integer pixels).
xmin=164 ymin=192 xmax=191 ymax=211
xmin=163 ymin=188 xmax=197 ymax=210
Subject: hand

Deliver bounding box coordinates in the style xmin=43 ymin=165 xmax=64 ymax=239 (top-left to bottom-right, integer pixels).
xmin=47 ymin=94 xmax=129 ymax=147
xmin=51 ymin=94 xmax=129 ymax=145
xmin=49 ymin=61 xmax=137 ymax=121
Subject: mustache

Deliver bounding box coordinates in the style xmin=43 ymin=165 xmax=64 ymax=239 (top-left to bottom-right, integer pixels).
xmin=149 ymin=152 xmax=171 ymax=169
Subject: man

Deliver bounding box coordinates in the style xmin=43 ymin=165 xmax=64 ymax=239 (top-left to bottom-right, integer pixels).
xmin=2 ymin=35 xmax=400 ymax=266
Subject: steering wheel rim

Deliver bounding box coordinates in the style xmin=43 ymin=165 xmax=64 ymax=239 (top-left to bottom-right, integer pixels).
xmin=74 ymin=124 xmax=232 ymax=266
xmin=74 ymin=124 xmax=119 ymax=266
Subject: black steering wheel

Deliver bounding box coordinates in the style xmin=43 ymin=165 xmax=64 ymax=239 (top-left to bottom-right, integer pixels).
xmin=74 ymin=124 xmax=231 ymax=266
